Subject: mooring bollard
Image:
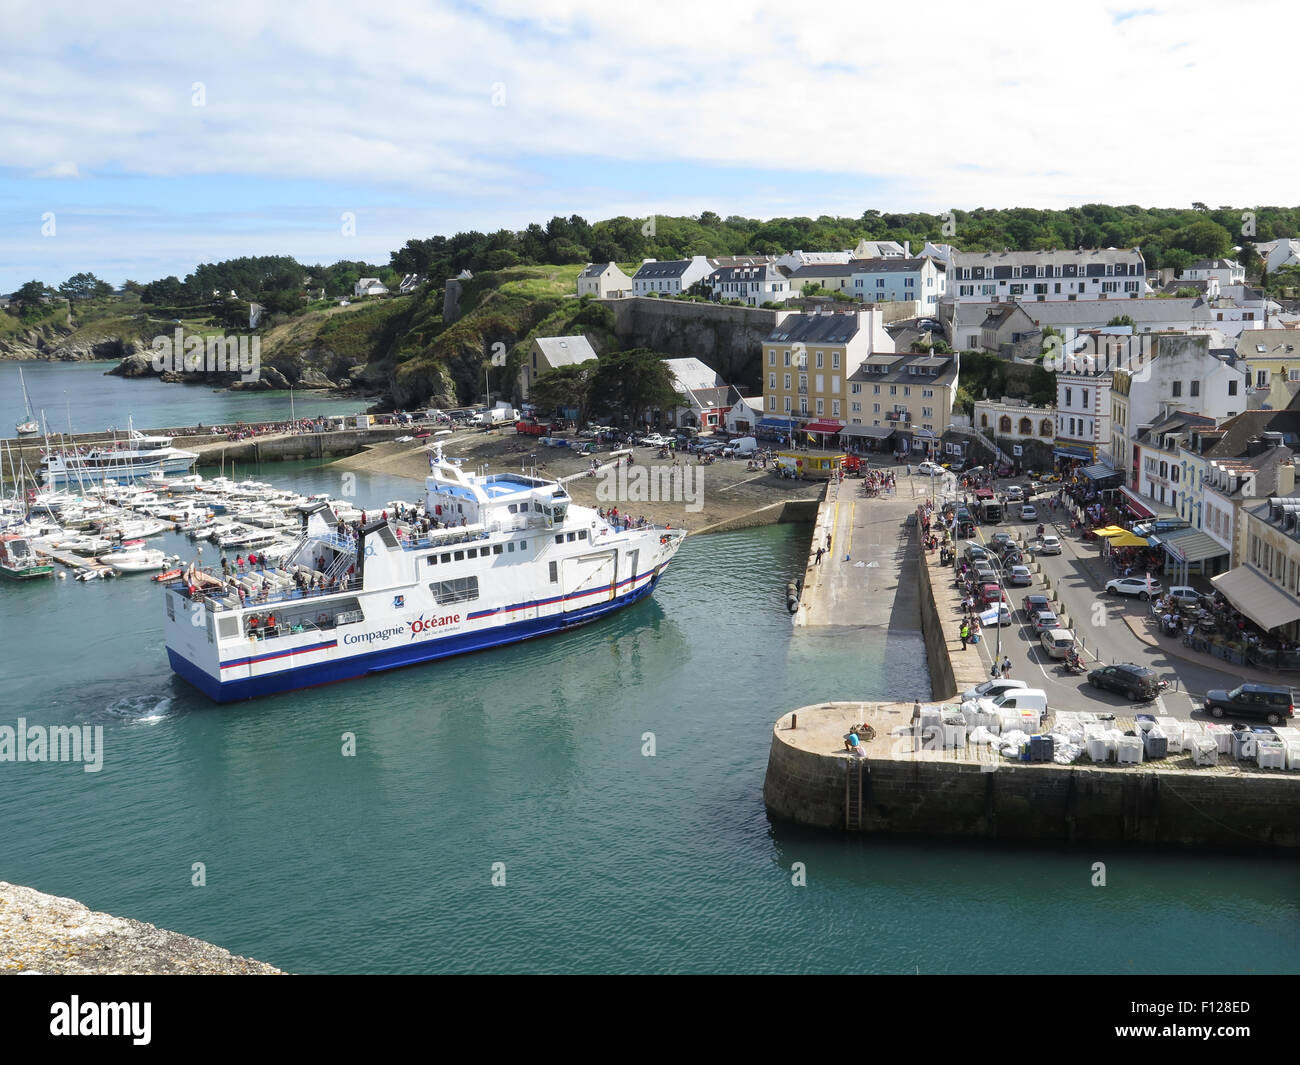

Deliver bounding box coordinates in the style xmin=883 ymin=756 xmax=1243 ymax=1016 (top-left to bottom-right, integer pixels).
xmin=790 ymin=713 xmax=797 ymax=729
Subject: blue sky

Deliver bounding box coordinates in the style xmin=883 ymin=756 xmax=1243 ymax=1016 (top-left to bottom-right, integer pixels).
xmin=1 ymin=0 xmax=1293 ymax=292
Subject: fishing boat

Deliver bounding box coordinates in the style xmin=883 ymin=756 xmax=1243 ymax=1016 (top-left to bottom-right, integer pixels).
xmin=39 ymin=428 xmax=199 ymax=487
xmin=162 ymin=443 xmax=686 ymax=701
xmin=15 ymin=369 xmax=40 ymax=437
xmin=0 ymin=534 xmax=54 ymax=580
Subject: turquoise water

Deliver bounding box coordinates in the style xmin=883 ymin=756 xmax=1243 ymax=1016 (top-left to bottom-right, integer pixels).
xmin=0 ymin=454 xmax=1298 ymax=973
xmin=2 ymin=360 xmax=371 ymax=436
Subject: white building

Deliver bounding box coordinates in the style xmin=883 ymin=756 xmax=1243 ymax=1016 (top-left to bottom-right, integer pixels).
xmin=631 ymin=256 xmax=714 ymax=297
xmin=577 ymin=262 xmax=634 ymax=299
xmin=726 ymin=394 xmax=765 ymax=434
xmin=851 ymin=257 xmax=946 ymax=310
xmin=948 ymin=248 xmax=1146 ymax=307
xmin=774 ymin=249 xmax=852 ymax=272
xmin=520 ymin=335 xmax=598 ymax=400
xmin=1259 ymin=238 xmax=1300 ymax=274
xmin=1183 ymin=258 xmax=1245 ymax=286
xmin=354 ymin=278 xmax=389 ymax=297
xmin=705 ymin=263 xmax=789 ymax=306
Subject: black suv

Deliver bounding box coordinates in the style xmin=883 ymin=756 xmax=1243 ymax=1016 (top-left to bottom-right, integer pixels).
xmin=1203 ymin=684 xmax=1295 ymax=726
xmin=1088 ymin=663 xmax=1160 ymax=701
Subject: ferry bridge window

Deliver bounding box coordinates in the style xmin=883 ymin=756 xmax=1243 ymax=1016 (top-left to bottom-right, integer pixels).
xmin=520 ymin=541 xmax=527 ymax=550
xmin=507 ymin=543 xmax=515 ymax=552
xmin=567 ymin=532 xmax=576 ymax=542
xmin=430 ymin=577 xmax=479 ymax=605
xmin=492 ymin=544 xmax=503 ymax=555
xmin=555 ymin=535 xmax=564 ymax=545
xmin=426 ymin=555 xmax=437 ymax=566
xmin=467 ymin=548 xmax=477 ymax=558
xmin=579 ymin=530 xmax=588 ymax=540
xmin=441 ymin=553 xmax=451 ymax=563
xmin=549 ymin=561 xmax=558 ymax=583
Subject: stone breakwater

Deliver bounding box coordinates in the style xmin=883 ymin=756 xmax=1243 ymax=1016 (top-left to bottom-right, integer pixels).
xmin=762 ymin=702 xmax=1300 ymax=848
xmin=0 ymin=881 xmax=282 ymax=974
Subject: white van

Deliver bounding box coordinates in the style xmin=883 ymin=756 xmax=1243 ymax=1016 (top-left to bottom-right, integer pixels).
xmin=725 ymin=436 xmax=757 ymax=457
xmin=983 ymin=688 xmax=1049 ymax=716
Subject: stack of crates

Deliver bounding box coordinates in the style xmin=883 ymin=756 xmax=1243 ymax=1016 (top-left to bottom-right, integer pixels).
xmin=1030 ymin=734 xmax=1054 ymax=762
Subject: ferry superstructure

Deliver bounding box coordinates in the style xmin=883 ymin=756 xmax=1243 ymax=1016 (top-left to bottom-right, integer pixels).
xmin=41 ymin=430 xmax=199 ymax=487
xmin=162 ymin=447 xmax=686 ymax=701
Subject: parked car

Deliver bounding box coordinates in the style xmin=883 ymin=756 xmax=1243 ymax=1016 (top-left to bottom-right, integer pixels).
xmin=962 ymin=542 xmax=989 ymax=563
xmin=989 ymin=532 xmax=1015 ymax=549
xmin=1006 ymin=564 xmax=1033 ymax=586
xmin=1088 ymin=663 xmax=1160 ymax=701
xmin=1036 ymin=534 xmax=1062 ymax=555
xmin=1020 ymin=503 xmax=1038 ymax=521
xmin=1166 ymin=585 xmax=1201 ymax=607
xmin=961 ymin=678 xmax=1028 ymax=702
xmin=1040 ymin=628 xmax=1076 ymax=659
xmin=1031 ymin=611 xmax=1061 ymax=634
xmin=984 ymin=603 xmax=1013 ymax=626
xmin=1202 ymin=684 xmax=1295 ymax=726
xmin=916 ymin=460 xmax=944 ymax=476
xmin=972 ymin=562 xmax=998 ymax=583
xmin=1105 ymin=576 xmax=1161 ymax=600
xmin=1004 ymin=485 xmax=1024 ymax=501
xmin=1022 ymin=593 xmax=1051 ymax=619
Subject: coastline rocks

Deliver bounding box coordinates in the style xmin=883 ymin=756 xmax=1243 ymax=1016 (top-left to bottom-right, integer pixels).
xmin=109 ymin=352 xmax=155 ymax=377
xmin=0 ymin=880 xmax=283 ymax=974
xmin=295 ymin=367 xmax=335 ymax=389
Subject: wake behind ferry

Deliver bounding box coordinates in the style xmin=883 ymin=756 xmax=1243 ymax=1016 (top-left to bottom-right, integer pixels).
xmin=163 ymin=445 xmax=685 ymax=701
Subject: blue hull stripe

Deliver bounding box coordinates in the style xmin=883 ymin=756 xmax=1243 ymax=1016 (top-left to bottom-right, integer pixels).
xmin=465 ymin=566 xmax=653 ymax=619
xmin=170 ymin=572 xmax=662 ymax=703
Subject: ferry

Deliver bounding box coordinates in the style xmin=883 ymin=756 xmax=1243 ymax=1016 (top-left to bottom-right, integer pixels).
xmin=40 ymin=430 xmax=199 ymax=487
xmin=162 ymin=446 xmax=686 ymax=701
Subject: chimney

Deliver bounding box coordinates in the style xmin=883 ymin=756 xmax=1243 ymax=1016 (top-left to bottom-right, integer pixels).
xmin=1281 ymin=461 xmax=1297 ymax=497
xmin=903 ymin=240 xmax=911 ymax=257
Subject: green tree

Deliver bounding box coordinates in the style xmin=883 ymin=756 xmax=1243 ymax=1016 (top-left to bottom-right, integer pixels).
xmin=1169 ymin=219 xmax=1232 ymax=259
xmin=530 ymin=360 xmax=599 ymax=423
xmin=10 ymin=279 xmax=55 ymax=311
xmin=589 ymin=350 xmax=679 ymax=425
xmin=1107 ymin=314 xmax=1137 ymax=328
xmin=58 ymin=272 xmax=112 ymax=302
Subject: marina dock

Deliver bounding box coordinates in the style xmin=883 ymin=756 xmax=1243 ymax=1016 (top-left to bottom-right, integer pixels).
xmin=33 ymin=546 xmax=114 ymax=577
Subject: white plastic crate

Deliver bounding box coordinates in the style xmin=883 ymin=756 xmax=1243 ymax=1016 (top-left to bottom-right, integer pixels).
xmin=1204 ymin=723 xmax=1234 ymax=754
xmin=942 ymin=722 xmax=967 ymax=749
xmin=1086 ymin=735 xmax=1112 ymax=763
xmin=1257 ymin=741 xmax=1286 ymax=770
xmin=1286 ymin=742 xmax=1300 ymax=771
xmin=1192 ymin=738 xmax=1218 ymax=766
xmin=1116 ymin=736 xmax=1143 ymax=765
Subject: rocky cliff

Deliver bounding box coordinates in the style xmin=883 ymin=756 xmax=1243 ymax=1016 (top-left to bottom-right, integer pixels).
xmin=0 ymin=880 xmax=282 ymax=975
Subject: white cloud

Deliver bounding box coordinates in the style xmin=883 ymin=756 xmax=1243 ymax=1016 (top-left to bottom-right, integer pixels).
xmin=1 ymin=0 xmax=1297 ymax=286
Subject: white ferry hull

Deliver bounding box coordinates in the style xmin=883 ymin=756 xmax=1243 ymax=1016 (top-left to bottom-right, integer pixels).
xmin=166 ymin=561 xmax=665 ymax=702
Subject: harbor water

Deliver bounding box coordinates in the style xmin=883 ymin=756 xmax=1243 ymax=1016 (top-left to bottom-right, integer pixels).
xmin=1 ymin=372 xmax=1298 ymax=973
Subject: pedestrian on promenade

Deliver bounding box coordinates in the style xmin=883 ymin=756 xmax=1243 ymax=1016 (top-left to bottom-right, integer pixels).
xmin=815 ymin=546 xmax=824 ymax=565
xmin=959 ymin=621 xmax=970 ymax=650
xmin=1001 ymin=655 xmax=1011 ymax=677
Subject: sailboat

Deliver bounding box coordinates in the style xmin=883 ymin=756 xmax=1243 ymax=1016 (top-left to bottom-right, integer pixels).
xmin=16 ymin=368 xmax=39 ymax=436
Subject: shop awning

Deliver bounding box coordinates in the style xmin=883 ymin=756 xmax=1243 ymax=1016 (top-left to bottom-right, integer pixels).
xmin=1119 ymin=486 xmax=1179 ymax=520
xmin=1212 ymin=566 xmax=1300 ymax=630
xmin=757 ymin=418 xmax=796 ymax=430
xmin=840 ymin=423 xmax=894 ymax=439
xmin=803 ymin=419 xmax=845 ymax=434
xmin=1107 ymin=531 xmax=1149 ymax=548
xmin=1053 ymin=445 xmax=1093 ymax=459
xmin=1159 ymin=528 xmax=1228 ymax=564
xmin=1081 ymin=463 xmax=1121 ymax=482
xmin=1093 ymin=526 xmax=1128 ymax=538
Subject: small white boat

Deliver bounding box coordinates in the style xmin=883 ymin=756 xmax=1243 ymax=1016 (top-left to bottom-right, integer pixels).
xmin=57 ymin=535 xmax=113 ymax=554
xmin=106 ymin=548 xmax=169 ymax=573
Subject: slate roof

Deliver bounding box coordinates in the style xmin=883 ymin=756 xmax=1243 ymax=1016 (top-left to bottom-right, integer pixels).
xmin=767 ymin=312 xmax=862 ymax=345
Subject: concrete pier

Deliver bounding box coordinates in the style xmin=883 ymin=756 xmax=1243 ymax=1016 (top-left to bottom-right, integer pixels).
xmin=763 ymin=701 xmax=1300 ymax=848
